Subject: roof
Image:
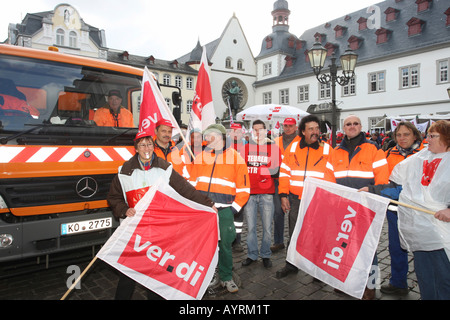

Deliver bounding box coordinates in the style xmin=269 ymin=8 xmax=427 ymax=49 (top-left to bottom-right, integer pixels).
xmin=256 ymin=0 xmax=450 ymax=84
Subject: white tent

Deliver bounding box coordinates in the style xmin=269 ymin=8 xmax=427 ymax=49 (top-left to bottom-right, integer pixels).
xmin=236 ymin=104 xmax=309 ymax=122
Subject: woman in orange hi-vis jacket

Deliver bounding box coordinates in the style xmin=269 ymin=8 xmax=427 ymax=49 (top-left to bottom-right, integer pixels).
xmin=188 ymin=124 xmax=250 ymax=294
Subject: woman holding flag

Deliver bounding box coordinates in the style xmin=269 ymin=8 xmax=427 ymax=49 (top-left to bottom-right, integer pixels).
xmin=107 ymin=130 xmax=216 ymax=299
xmin=363 ymin=120 xmax=450 ymax=300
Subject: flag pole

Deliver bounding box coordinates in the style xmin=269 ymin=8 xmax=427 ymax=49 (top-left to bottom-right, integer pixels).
xmin=389 ymin=199 xmax=435 ymax=215
xmin=60 ymin=256 xmax=98 ymax=300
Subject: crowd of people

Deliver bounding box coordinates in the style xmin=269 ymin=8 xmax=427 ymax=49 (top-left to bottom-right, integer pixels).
xmin=106 ymin=113 xmax=450 ymax=300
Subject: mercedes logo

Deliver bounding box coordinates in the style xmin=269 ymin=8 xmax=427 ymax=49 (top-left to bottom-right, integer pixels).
xmin=76 ymin=177 xmax=98 ymax=198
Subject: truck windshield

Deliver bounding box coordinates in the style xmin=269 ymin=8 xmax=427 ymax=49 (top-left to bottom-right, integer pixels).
xmin=0 ymin=54 xmax=141 ymax=146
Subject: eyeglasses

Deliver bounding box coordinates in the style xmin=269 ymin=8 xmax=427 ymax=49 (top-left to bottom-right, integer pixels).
xmin=138 ymin=143 xmax=154 ymax=148
xmin=345 ymin=122 xmax=360 ymax=127
xmin=427 ymin=134 xmax=440 ymax=139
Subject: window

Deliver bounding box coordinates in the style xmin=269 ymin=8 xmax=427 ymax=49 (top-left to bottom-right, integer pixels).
xmin=263 ymin=62 xmax=272 ymax=76
xmin=56 ymin=29 xmax=65 ymax=46
xmin=437 ymin=59 xmax=449 ymax=84
xmin=187 ymin=100 xmax=193 ymax=113
xmin=369 ymin=71 xmax=385 ymax=93
xmin=163 ymin=74 xmax=171 ymax=86
xmin=297 ymin=85 xmax=309 ymax=102
xmin=69 ymin=31 xmax=77 ymax=48
xmin=400 ymin=65 xmax=419 ymax=89
xmin=342 ymin=77 xmax=356 ymax=96
xmin=263 ymin=92 xmax=272 ymax=104
xmin=280 ymin=89 xmax=289 ymax=104
xmin=319 ymin=83 xmax=331 ymax=99
xmin=226 ymin=58 xmax=232 ymax=69
xmin=186 ymin=77 xmax=194 ymax=90
xmin=237 ymin=59 xmax=243 ymax=70
xmin=175 ymin=75 xmax=182 ymax=88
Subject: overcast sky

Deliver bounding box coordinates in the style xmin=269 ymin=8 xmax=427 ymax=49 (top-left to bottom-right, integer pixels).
xmin=2 ymin=0 xmax=379 ymax=59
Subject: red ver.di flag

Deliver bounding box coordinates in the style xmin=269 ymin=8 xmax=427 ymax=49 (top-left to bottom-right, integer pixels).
xmin=138 ymin=67 xmax=180 ymax=137
xmin=97 ymin=181 xmax=219 ymax=300
xmin=286 ymin=177 xmax=389 ymax=299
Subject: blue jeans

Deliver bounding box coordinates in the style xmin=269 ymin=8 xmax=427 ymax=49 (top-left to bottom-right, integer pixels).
xmin=414 ymin=249 xmax=450 ymax=300
xmin=386 ymin=210 xmax=408 ymax=288
xmin=273 ymin=180 xmax=284 ymax=245
xmin=244 ymin=194 xmax=274 ymax=260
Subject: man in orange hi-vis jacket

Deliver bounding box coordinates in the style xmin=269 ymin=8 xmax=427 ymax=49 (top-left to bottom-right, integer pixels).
xmin=189 ymin=124 xmax=250 ymax=293
xmin=276 ymin=115 xmax=335 ymax=279
xmin=329 ymin=114 xmax=389 ymax=300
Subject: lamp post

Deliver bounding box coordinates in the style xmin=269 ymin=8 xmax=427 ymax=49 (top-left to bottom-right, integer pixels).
xmin=308 ymin=39 xmax=358 ymax=147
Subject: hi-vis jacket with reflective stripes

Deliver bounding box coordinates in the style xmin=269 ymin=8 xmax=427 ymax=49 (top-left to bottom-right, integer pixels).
xmin=330 ymin=133 xmax=389 ymax=189
xmin=188 ymin=147 xmax=250 ymax=213
xmin=279 ymin=138 xmax=335 ymax=198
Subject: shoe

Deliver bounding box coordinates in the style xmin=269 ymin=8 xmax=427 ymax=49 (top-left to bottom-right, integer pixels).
xmin=208 ymin=269 xmax=219 ymax=288
xmin=263 ymin=258 xmax=272 ymax=268
xmin=380 ymin=283 xmax=408 ymax=296
xmin=242 ymin=258 xmax=255 ymax=266
xmin=221 ymin=279 xmax=238 ymax=293
xmin=362 ymin=287 xmax=375 ymax=300
xmin=275 ymin=264 xmax=298 ymax=278
xmin=270 ymin=243 xmax=285 ymax=252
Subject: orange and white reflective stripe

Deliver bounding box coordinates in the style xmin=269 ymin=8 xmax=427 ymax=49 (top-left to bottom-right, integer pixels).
xmin=334 ymin=170 xmax=375 ymax=179
xmin=372 ymin=158 xmax=388 ymax=169
xmin=0 ymin=146 xmax=134 ymax=163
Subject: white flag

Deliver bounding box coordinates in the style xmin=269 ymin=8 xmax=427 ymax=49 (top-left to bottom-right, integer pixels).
xmin=287 ymin=177 xmax=390 ymax=299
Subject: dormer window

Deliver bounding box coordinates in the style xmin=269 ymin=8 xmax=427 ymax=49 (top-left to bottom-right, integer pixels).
xmin=357 ymin=17 xmax=368 ymax=31
xmin=288 ymin=36 xmax=296 ymax=48
xmin=385 ymin=7 xmax=400 ymax=22
xmin=146 ymin=56 xmax=155 ymax=64
xmin=445 ymin=7 xmax=450 ymax=26
xmin=348 ymin=35 xmax=363 ymax=50
xmin=334 ymin=25 xmax=347 ymax=38
xmin=171 ymin=60 xmax=179 ymax=68
xmin=314 ymin=32 xmax=326 ymax=43
xmin=120 ymin=51 xmax=129 ymax=60
xmin=416 ymin=0 xmax=432 ymax=13
xmin=265 ymin=36 xmax=273 ymax=49
xmin=375 ymin=28 xmax=392 ymax=44
xmin=285 ymin=56 xmax=296 ymax=67
xmin=407 ymin=17 xmax=425 ymax=36
xmin=324 ymin=43 xmax=337 ymax=56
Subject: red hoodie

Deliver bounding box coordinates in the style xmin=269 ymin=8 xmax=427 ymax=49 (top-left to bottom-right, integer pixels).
xmin=244 ymin=139 xmax=282 ymax=194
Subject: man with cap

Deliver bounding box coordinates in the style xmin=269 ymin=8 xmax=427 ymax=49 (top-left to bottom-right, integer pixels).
xmin=229 ymin=123 xmax=247 ymax=157
xmin=153 ymin=118 xmax=183 ymax=175
xmin=189 ymin=123 xmax=250 ymax=293
xmin=93 ymin=90 xmax=134 ymax=127
xmin=107 ymin=130 xmax=216 ymax=300
xmin=271 ymin=117 xmax=300 ymax=253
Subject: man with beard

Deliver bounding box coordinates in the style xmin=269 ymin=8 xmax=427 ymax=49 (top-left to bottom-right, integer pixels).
xmin=276 ymin=115 xmax=335 ymax=278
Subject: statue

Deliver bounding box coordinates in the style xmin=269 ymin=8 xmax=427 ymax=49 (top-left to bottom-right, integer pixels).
xmin=226 ymin=80 xmax=241 ymax=116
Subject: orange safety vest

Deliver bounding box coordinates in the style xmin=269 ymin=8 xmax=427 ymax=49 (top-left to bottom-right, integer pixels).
xmin=93 ymin=106 xmax=134 ymax=127
xmin=274 ymin=135 xmax=301 ymax=159
xmin=0 ymin=94 xmax=40 ymax=118
xmin=188 ymin=147 xmax=250 ymax=212
xmin=330 ymin=134 xmax=389 ymax=189
xmin=153 ymin=139 xmax=184 ymax=176
xmin=279 ymin=139 xmax=335 ymax=197
xmin=385 ymin=143 xmax=424 ymax=174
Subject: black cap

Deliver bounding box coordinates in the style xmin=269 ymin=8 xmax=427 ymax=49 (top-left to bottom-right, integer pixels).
xmin=108 ymin=90 xmax=122 ymax=98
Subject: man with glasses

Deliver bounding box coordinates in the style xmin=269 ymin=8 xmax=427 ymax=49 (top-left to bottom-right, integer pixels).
xmin=329 ymin=114 xmax=389 ymax=299
xmin=107 ymin=130 xmax=216 ymax=300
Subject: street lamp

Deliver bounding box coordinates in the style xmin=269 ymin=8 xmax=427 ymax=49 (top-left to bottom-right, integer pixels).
xmin=308 ymin=38 xmax=358 ymax=147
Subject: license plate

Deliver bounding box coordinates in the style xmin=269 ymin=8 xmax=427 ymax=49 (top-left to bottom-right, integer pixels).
xmin=61 ymin=217 xmax=112 ymax=235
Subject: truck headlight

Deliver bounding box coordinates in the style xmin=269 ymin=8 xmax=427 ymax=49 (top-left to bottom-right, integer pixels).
xmin=0 ymin=234 xmax=13 ymax=248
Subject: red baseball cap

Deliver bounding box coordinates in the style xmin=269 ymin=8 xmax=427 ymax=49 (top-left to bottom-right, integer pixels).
xmin=155 ymin=118 xmax=174 ymax=128
xmin=283 ymin=118 xmax=296 ymax=125
xmin=230 ymin=123 xmax=242 ymax=129
xmin=134 ymin=130 xmax=152 ymax=141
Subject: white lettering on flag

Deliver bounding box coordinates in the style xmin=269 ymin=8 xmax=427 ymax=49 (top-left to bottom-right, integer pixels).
xmin=97 ymin=181 xmax=218 ymax=300
xmin=286 ymin=177 xmax=389 ymax=299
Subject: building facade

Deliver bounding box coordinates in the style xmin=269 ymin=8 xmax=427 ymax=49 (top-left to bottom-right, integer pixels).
xmin=254 ymin=0 xmax=450 ymax=131
xmin=6 ymin=4 xmax=108 ymax=59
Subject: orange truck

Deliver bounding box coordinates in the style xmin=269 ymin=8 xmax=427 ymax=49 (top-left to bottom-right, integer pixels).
xmin=0 ymin=44 xmax=169 ymax=262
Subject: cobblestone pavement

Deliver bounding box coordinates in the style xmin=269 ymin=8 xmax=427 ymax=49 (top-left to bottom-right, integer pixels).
xmin=0 ymin=215 xmax=420 ymax=301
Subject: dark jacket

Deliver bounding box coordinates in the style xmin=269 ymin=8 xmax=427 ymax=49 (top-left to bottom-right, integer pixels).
xmin=107 ymin=153 xmax=214 ymax=219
